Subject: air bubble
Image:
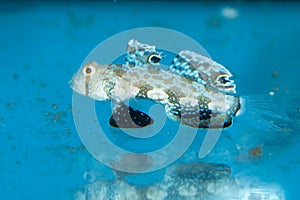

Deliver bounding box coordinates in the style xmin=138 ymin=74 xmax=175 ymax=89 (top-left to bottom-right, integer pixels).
xmin=83 ymin=171 xmax=96 ymax=182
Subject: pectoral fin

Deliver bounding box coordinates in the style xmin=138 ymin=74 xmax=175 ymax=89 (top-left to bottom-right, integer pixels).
xmin=109 ymin=102 xmax=153 ymax=128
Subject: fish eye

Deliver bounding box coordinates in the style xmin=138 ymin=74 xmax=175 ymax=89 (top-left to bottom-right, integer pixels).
xmin=82 ymin=64 xmax=95 ymax=76
xmin=86 ymin=68 xmax=92 ymax=74
xmin=148 ymin=54 xmax=162 ymax=65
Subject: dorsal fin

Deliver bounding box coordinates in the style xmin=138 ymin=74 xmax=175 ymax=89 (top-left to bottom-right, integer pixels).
xmin=170 ymin=50 xmax=236 ymax=94
xmin=125 ymin=39 xmax=163 ymax=68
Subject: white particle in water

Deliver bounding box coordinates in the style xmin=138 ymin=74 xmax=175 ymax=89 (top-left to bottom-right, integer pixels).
xmin=222 ymin=7 xmax=238 ymax=19
xmin=269 ymin=91 xmax=275 ymax=96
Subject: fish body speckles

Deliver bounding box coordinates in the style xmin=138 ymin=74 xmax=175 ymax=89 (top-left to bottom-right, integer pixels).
xmin=70 ymin=39 xmax=241 ymax=129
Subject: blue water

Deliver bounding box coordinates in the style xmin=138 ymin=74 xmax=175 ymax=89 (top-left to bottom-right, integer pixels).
xmin=1 ymin=1 xmax=300 ymax=199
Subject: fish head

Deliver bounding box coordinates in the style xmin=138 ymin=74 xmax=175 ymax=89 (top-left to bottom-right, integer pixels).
xmin=69 ymin=61 xmax=117 ymax=100
xmin=126 ymin=39 xmax=163 ymax=67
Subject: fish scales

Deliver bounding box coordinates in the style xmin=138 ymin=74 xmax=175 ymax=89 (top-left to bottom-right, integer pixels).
xmin=70 ymin=61 xmax=240 ymax=128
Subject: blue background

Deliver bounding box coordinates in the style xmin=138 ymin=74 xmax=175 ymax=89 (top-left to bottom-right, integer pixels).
xmin=0 ymin=1 xmax=300 ymax=199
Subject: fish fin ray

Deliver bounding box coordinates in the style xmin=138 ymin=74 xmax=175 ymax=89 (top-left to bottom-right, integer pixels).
xmin=239 ymin=95 xmax=290 ymax=132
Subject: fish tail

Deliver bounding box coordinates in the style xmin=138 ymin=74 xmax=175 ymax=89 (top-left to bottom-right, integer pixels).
xmin=237 ymin=95 xmax=290 ymax=132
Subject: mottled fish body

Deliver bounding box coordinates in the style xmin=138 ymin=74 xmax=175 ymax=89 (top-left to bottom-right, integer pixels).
xmin=70 ymin=60 xmax=240 ymax=128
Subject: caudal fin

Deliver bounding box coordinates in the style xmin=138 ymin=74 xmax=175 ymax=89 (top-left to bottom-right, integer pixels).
xmin=238 ymin=95 xmax=290 ymax=132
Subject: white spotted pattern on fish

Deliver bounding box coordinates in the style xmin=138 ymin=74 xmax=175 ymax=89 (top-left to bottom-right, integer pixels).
xmin=70 ymin=59 xmax=240 ymax=128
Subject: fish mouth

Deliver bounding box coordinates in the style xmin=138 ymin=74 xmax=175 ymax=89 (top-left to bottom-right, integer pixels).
xmin=69 ymin=73 xmax=86 ymax=96
xmin=69 ymin=74 xmax=79 ymax=90
xmin=68 ymin=78 xmax=76 ymax=91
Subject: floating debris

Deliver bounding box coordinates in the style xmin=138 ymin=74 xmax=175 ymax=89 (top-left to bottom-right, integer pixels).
xmin=284 ymin=89 xmax=289 ymax=93
xmin=272 ymin=70 xmax=279 ymax=77
xmin=65 ymin=145 xmax=85 ymax=152
xmin=221 ymin=7 xmax=238 ymax=19
xmin=22 ymin=64 xmax=30 ymax=69
xmin=44 ymin=111 xmax=67 ymax=123
xmin=248 ymin=146 xmax=263 ymax=157
xmin=274 ymin=87 xmax=279 ymax=91
xmin=39 ymin=82 xmax=47 ymax=88
xmin=206 ymin=18 xmax=221 ymax=27
xmin=65 ymin=127 xmax=71 ymax=136
xmin=277 ymin=165 xmax=291 ymax=172
xmin=12 ymin=74 xmax=18 ymax=79
xmin=269 ymin=91 xmax=275 ymax=96
xmin=36 ymin=97 xmax=46 ymax=102
xmin=52 ymin=103 xmax=59 ymax=109
xmin=6 ymin=102 xmax=15 ymax=108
